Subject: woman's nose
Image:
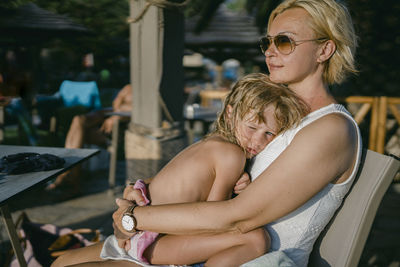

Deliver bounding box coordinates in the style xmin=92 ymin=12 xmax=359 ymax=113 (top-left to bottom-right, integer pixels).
xmin=265 ymin=43 xmax=277 ymax=57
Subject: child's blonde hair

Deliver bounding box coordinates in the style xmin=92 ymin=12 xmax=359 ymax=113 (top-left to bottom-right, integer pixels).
xmin=212 ymin=73 xmax=309 ymax=146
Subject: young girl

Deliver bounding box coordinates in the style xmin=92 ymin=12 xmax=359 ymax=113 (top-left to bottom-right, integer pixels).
xmin=52 ymin=73 xmax=309 ymax=267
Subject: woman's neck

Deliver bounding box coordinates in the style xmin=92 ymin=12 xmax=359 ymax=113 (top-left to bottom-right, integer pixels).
xmin=289 ymin=78 xmax=336 ymax=112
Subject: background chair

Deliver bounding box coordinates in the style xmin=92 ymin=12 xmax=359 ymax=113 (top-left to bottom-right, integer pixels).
xmin=107 ymin=112 xmax=130 ymax=193
xmin=37 ymin=80 xmax=102 ymax=142
xmin=3 ymin=97 xmax=39 ymax=146
xmin=57 ymin=80 xmax=101 ymax=110
xmin=309 ymin=150 xmax=400 ymax=267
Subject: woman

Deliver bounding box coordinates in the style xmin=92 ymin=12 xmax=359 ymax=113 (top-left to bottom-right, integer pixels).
xmin=56 ymin=0 xmax=362 ymax=266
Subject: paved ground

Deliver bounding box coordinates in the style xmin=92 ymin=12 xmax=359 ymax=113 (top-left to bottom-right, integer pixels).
xmin=1 ymin=156 xmax=400 ymax=267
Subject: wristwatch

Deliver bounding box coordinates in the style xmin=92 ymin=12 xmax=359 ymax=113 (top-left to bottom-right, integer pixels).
xmin=121 ymin=205 xmax=138 ymax=233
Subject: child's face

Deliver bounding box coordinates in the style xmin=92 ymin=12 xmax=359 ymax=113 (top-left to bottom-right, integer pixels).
xmin=235 ymin=105 xmax=278 ymax=158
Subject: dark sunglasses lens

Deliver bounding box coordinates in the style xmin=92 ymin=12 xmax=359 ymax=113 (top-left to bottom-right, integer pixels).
xmin=275 ymin=35 xmax=293 ymax=54
xmin=259 ymin=37 xmax=271 ymax=54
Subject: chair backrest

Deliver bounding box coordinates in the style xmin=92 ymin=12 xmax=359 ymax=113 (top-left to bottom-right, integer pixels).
xmin=59 ymin=80 xmax=101 ymax=110
xmin=309 ymin=149 xmax=400 ymax=267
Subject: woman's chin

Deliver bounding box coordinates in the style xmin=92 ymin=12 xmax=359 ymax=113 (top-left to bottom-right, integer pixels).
xmin=268 ymin=73 xmax=285 ymax=84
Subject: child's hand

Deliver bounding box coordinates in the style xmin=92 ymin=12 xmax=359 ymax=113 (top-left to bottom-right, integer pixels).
xmin=123 ymin=181 xmax=148 ymax=206
xmin=234 ymin=172 xmax=251 ymax=194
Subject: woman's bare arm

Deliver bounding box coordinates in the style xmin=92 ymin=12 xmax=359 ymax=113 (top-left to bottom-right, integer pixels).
xmin=114 ymin=114 xmax=357 ymax=236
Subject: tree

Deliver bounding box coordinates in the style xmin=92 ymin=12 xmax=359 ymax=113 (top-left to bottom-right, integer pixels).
xmin=32 ymin=0 xmax=130 ymax=75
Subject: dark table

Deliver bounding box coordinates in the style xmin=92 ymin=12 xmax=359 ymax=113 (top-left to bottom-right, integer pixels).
xmin=0 ymin=145 xmax=99 ymax=266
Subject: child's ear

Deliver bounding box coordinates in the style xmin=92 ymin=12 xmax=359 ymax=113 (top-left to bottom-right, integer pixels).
xmin=226 ymin=105 xmax=233 ymax=118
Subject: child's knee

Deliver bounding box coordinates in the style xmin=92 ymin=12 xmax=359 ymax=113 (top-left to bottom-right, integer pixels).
xmin=243 ymin=228 xmax=270 ymax=256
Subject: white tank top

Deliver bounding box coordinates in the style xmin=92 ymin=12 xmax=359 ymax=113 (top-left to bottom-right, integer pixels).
xmin=249 ymin=104 xmax=362 ymax=267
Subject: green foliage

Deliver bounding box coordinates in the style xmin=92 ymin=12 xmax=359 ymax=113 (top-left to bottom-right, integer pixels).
xmin=184 ymin=0 xmax=206 ymax=17
xmin=21 ymin=0 xmax=131 ymax=90
xmin=31 ymin=0 xmax=130 ymax=53
xmin=226 ymin=0 xmax=246 ymax=11
xmin=0 ymin=0 xmax=28 ymax=9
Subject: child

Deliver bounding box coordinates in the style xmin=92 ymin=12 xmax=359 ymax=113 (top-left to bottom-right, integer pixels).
xmin=52 ymin=73 xmax=309 ymax=267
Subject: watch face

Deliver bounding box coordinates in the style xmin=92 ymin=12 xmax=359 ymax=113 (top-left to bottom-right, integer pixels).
xmin=122 ymin=214 xmax=135 ymax=231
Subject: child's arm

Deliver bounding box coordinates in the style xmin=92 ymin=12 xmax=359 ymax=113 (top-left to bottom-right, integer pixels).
xmin=206 ymin=141 xmax=247 ymax=201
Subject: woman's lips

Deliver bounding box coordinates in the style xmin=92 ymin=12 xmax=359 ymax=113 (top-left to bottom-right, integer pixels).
xmin=268 ymin=63 xmax=282 ymax=71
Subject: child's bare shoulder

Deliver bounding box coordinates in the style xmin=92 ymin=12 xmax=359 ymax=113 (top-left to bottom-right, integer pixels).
xmin=201 ymin=135 xmax=245 ymax=163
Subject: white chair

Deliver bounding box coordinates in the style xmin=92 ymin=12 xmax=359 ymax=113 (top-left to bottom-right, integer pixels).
xmin=309 ymin=150 xmax=399 ymax=266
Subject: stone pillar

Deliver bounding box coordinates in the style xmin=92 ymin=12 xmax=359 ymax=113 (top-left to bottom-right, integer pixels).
xmin=125 ymin=0 xmax=187 ymax=181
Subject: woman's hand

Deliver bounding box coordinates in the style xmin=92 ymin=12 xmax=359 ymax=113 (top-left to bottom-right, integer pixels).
xmin=112 ymin=182 xmax=150 ymax=249
xmin=112 ymin=198 xmax=137 ymax=249
xmin=233 ymin=172 xmax=251 ymax=194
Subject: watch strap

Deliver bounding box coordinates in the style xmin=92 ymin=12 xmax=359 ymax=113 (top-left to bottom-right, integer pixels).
xmin=125 ymin=204 xmax=138 ymax=215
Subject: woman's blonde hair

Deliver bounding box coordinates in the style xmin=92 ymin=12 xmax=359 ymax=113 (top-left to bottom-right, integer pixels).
xmin=211 ymin=73 xmax=309 ymax=146
xmin=268 ymin=0 xmax=358 ymax=85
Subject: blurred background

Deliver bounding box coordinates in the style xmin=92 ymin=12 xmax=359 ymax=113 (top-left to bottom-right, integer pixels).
xmin=1 ymin=0 xmax=399 ymax=95
xmin=1 ymin=1 xmax=400 ymax=266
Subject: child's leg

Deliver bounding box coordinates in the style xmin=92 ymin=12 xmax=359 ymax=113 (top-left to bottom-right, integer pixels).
xmin=205 ymin=228 xmax=270 ymax=266
xmin=51 ymin=241 xmax=105 ymax=267
xmin=145 ymin=227 xmax=270 ymax=266
xmin=67 ymin=260 xmax=141 ymax=267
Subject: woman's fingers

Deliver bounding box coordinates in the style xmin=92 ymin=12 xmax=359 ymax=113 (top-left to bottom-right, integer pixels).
xmin=124 ymin=240 xmax=131 ymax=251
xmin=113 ymin=222 xmax=131 ymax=249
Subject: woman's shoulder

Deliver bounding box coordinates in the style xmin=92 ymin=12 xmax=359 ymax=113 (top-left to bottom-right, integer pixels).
xmin=308 ymin=111 xmax=356 ymax=133
xmin=294 ymin=112 xmax=357 ymax=158
xmin=300 ymin=112 xmax=355 ymax=137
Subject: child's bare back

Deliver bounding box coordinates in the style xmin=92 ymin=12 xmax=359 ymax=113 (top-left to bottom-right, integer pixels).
xmin=149 ymin=135 xmax=246 ymax=205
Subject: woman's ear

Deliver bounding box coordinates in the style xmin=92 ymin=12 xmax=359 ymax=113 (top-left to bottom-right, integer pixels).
xmin=317 ymin=40 xmax=336 ymax=63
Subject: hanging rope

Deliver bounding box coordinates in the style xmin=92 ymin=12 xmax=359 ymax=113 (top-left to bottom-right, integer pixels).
xmin=127 ymin=0 xmax=190 ymax=24
xmin=147 ymin=0 xmax=189 ymax=9
xmin=158 ymin=93 xmax=175 ymax=124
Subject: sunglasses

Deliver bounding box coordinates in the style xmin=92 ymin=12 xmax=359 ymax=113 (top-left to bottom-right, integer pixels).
xmin=259 ymin=35 xmax=327 ymax=55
